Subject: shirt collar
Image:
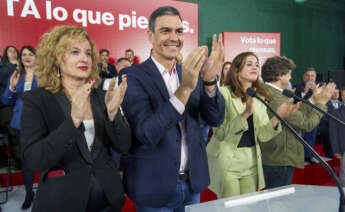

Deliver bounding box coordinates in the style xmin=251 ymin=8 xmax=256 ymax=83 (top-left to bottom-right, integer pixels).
xmin=151 ymin=56 xmax=176 ymax=76
xmin=265 ymin=82 xmax=283 ymax=92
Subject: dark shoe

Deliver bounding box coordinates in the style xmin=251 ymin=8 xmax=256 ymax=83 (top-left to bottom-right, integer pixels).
xmin=21 ymin=190 xmax=34 ymax=210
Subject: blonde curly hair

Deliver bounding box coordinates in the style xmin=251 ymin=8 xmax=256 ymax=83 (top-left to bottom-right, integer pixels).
xmin=36 ymin=25 xmax=100 ymax=93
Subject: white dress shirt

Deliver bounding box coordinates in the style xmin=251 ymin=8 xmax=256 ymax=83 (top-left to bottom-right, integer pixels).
xmin=83 ymin=120 xmax=95 ymax=151
xmin=151 ymin=57 xmax=188 ymax=172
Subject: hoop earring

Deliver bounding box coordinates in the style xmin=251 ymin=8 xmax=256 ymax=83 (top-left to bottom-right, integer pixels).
xmin=57 ymin=67 xmax=61 ymax=77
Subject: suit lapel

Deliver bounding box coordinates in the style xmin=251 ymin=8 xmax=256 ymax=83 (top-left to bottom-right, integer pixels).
xmin=340 ymin=106 xmax=345 ymax=122
xmin=141 ymin=58 xmax=170 ymax=101
xmin=229 ymin=89 xmax=245 ymax=116
xmin=176 ymin=64 xmax=182 ymax=84
xmin=89 ymin=90 xmax=104 ymax=161
xmin=44 ymin=90 xmax=66 ymax=131
xmin=54 ymin=91 xmax=93 ymax=164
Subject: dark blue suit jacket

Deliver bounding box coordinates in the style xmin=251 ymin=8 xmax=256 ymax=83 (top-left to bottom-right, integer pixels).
xmin=293 ymin=81 xmax=313 ymax=100
xmin=0 ymin=61 xmax=16 ymax=107
xmin=120 ymin=58 xmax=225 ymax=207
xmin=329 ymin=106 xmax=345 ymax=155
xmin=1 ymin=74 xmax=37 ymax=129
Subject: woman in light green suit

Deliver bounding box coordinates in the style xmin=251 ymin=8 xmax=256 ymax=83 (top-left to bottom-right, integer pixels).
xmin=207 ymin=52 xmax=298 ymax=198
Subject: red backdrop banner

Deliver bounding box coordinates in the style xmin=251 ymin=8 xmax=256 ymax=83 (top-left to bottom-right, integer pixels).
xmin=0 ymin=0 xmax=198 ymax=62
xmin=223 ymin=32 xmax=281 ymax=69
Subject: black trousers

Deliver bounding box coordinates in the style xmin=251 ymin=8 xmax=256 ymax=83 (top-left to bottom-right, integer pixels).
xmin=15 ymin=129 xmax=35 ymax=193
xmin=86 ymin=174 xmax=114 ymax=212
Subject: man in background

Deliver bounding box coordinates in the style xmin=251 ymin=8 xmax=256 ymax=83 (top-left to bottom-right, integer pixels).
xmin=293 ymin=68 xmax=321 ymax=164
xmin=98 ymin=48 xmax=117 ymax=79
xmin=125 ymin=49 xmax=135 ymax=65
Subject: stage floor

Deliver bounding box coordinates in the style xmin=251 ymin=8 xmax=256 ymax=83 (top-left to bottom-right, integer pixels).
xmin=0 ymin=184 xmax=33 ymax=212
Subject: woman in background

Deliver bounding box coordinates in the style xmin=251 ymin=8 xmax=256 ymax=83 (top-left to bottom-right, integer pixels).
xmin=219 ymin=61 xmax=231 ymax=86
xmin=1 ymin=46 xmax=37 ymax=209
xmin=1 ymin=46 xmax=19 ymax=66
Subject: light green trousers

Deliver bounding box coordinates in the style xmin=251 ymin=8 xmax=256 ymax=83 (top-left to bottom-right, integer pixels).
xmin=220 ymin=146 xmax=258 ymax=198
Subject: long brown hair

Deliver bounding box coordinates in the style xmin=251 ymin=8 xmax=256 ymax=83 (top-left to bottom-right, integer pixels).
xmin=224 ymin=52 xmax=270 ymax=102
xmin=220 ymin=61 xmax=231 ymax=86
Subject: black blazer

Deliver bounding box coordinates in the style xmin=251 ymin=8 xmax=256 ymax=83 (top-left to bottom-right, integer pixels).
xmin=21 ymin=87 xmax=131 ymax=212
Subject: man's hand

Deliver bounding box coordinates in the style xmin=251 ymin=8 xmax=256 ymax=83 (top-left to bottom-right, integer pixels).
xmin=312 ymin=82 xmax=336 ymax=104
xmin=303 ymin=81 xmax=313 ymax=94
xmin=175 ymin=47 xmax=207 ymax=105
xmin=200 ymin=34 xmax=224 ymax=82
xmin=276 ymin=99 xmax=301 ymax=118
xmin=180 ymin=46 xmax=208 ymax=92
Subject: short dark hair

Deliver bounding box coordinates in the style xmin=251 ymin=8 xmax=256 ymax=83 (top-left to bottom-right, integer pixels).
xmin=116 ymin=57 xmax=130 ymax=65
xmin=305 ymin=67 xmax=316 ymax=74
xmin=261 ymin=56 xmax=296 ymax=83
xmin=2 ymin=45 xmax=19 ymax=63
xmin=99 ymin=49 xmax=109 ymax=55
xmin=125 ymin=49 xmax=134 ymax=54
xmin=149 ymin=6 xmax=182 ymax=32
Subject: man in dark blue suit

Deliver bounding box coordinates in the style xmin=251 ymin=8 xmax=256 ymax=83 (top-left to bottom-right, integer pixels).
xmin=319 ymin=87 xmax=342 ymax=158
xmin=120 ymin=6 xmax=225 ymax=212
xmin=293 ymin=68 xmax=320 ymax=164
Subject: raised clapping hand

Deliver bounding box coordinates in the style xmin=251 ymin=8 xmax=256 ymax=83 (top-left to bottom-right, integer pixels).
xmin=276 ymin=99 xmax=301 ymax=118
xmin=70 ymin=79 xmax=95 ymax=128
xmin=270 ymin=99 xmax=300 ymax=129
xmin=180 ymin=47 xmax=207 ymax=92
xmin=9 ymin=70 xmax=20 ymax=92
xmin=200 ymin=34 xmax=224 ymax=82
xmin=102 ymin=60 xmax=108 ymax=72
xmin=311 ymin=82 xmax=336 ymax=104
xmin=242 ymin=96 xmax=254 ymax=121
xmin=105 ymin=75 xmax=127 ymax=121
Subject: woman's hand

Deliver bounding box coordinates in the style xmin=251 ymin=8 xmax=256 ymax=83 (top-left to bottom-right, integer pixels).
xmin=105 ymin=75 xmax=127 ymax=121
xmin=9 ymin=70 xmax=20 ymax=92
xmin=70 ymin=79 xmax=94 ymax=128
xmin=242 ymin=96 xmax=254 ymax=121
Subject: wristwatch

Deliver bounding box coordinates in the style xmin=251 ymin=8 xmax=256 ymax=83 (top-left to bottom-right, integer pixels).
xmin=203 ymin=79 xmax=217 ymax=86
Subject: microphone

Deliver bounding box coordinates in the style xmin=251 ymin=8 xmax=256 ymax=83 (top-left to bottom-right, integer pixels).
xmin=247 ymin=87 xmax=345 ymax=212
xmin=282 ymin=89 xmax=345 ymax=127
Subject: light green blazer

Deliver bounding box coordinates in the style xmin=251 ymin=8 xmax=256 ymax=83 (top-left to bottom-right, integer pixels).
xmin=206 ymin=86 xmax=282 ymax=197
